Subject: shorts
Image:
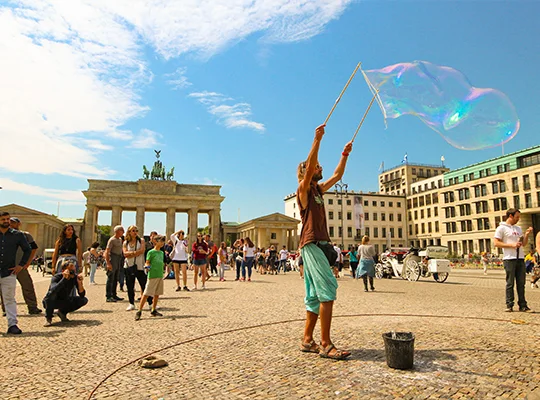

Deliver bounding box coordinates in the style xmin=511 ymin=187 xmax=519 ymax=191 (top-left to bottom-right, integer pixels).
xmin=193 ymin=258 xmax=207 ymax=266
xmin=143 ymin=278 xmax=164 ymax=296
xmin=172 ymin=259 xmax=188 ymax=265
xmin=300 ymin=243 xmax=338 ymax=315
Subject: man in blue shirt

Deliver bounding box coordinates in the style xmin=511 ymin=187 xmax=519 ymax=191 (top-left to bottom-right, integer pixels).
xmin=0 ymin=212 xmax=31 ymax=334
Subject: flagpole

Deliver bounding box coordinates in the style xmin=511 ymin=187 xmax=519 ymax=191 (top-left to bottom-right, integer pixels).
xmin=351 ymin=90 xmax=379 ymax=143
xmin=323 ymin=62 xmax=361 ymax=125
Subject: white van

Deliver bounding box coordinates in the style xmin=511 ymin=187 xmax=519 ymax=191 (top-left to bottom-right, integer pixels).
xmin=43 ymin=248 xmax=55 ymax=275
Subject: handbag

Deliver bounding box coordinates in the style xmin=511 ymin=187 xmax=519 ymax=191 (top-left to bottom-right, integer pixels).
xmin=316 ymin=242 xmax=338 ymax=267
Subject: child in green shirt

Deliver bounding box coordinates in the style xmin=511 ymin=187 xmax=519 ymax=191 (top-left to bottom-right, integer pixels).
xmin=135 ymin=235 xmax=165 ymax=320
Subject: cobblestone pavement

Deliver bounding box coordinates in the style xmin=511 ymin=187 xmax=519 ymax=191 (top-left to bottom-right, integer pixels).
xmin=1 ymin=268 xmax=539 ymax=400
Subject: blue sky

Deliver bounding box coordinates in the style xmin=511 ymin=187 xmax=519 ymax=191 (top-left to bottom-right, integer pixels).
xmin=1 ymin=0 xmax=539 ymax=234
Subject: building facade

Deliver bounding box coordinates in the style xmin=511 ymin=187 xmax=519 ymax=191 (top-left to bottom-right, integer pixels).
xmin=379 ymin=163 xmax=449 ymax=196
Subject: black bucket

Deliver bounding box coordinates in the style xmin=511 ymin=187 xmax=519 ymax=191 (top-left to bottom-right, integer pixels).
xmin=382 ymin=332 xmax=415 ymax=370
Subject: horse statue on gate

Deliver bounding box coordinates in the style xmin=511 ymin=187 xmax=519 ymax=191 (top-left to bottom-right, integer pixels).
xmin=166 ymin=167 xmax=175 ymax=181
xmin=142 ymin=165 xmax=150 ymax=179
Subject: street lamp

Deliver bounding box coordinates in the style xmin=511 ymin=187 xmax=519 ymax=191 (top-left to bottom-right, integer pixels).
xmin=334 ymin=180 xmax=348 ymax=249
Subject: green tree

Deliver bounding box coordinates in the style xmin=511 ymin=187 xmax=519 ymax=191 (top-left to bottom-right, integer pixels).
xmin=96 ymin=225 xmax=112 ymax=249
xmin=197 ymin=226 xmax=209 ymax=235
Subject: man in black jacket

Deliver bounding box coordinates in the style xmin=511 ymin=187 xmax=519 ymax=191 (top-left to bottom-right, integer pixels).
xmin=43 ymin=259 xmax=88 ymax=326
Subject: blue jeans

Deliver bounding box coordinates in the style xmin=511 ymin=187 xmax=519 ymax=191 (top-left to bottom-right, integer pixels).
xmin=504 ymin=259 xmax=527 ymax=309
xmin=89 ymin=263 xmax=97 ymax=283
xmin=279 ymin=259 xmax=287 ymax=273
xmin=242 ymin=257 xmax=255 ymax=279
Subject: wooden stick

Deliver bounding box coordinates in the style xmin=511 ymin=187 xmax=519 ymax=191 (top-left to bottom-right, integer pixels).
xmin=351 ymin=90 xmax=379 ymax=143
xmin=323 ymin=62 xmax=361 ymax=125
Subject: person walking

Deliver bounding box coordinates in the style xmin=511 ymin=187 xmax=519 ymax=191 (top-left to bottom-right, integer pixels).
xmin=278 ymin=245 xmax=289 ymax=274
xmin=0 ymin=217 xmax=42 ymax=315
xmin=88 ymin=242 xmax=100 ymax=284
xmin=241 ymin=237 xmax=256 ymax=282
xmin=170 ymin=230 xmax=190 ymax=292
xmin=135 ymin=235 xmax=166 ymax=320
xmin=123 ymin=226 xmax=152 ymax=311
xmin=532 ymin=232 xmax=540 ymax=289
xmin=233 ymin=239 xmax=244 ymax=281
xmin=481 ymin=252 xmax=489 ymax=275
xmin=191 ymin=234 xmax=209 ymax=290
xmin=218 ymin=242 xmax=228 ymax=281
xmin=104 ymin=225 xmax=125 ymax=303
xmin=296 ymin=123 xmax=352 ymax=360
xmin=205 ymin=234 xmax=218 ymax=278
xmin=356 ymin=236 xmax=376 ymax=292
xmin=51 ymin=224 xmax=82 ymax=275
xmin=494 ymin=208 xmax=534 ymax=313
xmin=348 ymin=245 xmax=359 ymax=278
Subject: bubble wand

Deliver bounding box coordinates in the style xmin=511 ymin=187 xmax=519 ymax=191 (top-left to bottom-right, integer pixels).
xmin=351 ymin=90 xmax=379 ymax=143
xmin=323 ymin=62 xmax=362 ymax=125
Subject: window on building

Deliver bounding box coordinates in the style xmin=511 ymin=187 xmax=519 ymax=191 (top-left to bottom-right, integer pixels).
xmin=346 ymin=200 xmax=351 ymax=206
xmin=435 ymin=221 xmax=439 ymax=232
xmin=512 ymin=177 xmax=519 ymax=192
xmin=373 ymin=213 xmax=378 ymax=221
xmin=293 ymin=212 xmax=296 ymax=218
xmin=421 ymin=223 xmax=425 ymax=234
xmin=372 ymin=201 xmax=377 ymax=206
xmin=427 ymin=208 xmax=431 ymax=218
xmin=337 ymin=199 xmax=342 ymax=205
xmin=329 ymin=211 xmax=334 ymax=220
xmin=381 ymin=213 xmax=386 ymax=221
xmin=419 ymin=197 xmax=425 ymax=206
xmin=397 ymin=202 xmax=401 ymax=207
xmin=374 ymin=227 xmax=379 ymax=238
xmin=535 ymin=172 xmax=540 ymax=188
xmin=415 ymin=224 xmax=419 ymax=235
xmin=338 ymin=227 xmax=342 ymax=238
xmin=504 ymin=163 xmax=510 ymax=172
xmin=486 ymin=168 xmax=491 ymax=176
xmin=428 ymin=222 xmax=432 ymax=233
xmin=537 ymin=192 xmax=540 ymax=208
xmin=382 ymin=227 xmax=386 ymax=238
xmin=271 ymin=233 xmax=277 ymax=239
xmin=421 ymin=209 xmax=425 ymax=219
xmin=492 ymin=182 xmax=499 ymax=195
xmin=501 ymin=197 xmax=508 ymax=209
xmin=346 ymin=212 xmax=352 ymax=220
xmin=497 ymin=165 xmax=503 ymax=173
xmin=380 ymin=201 xmax=385 ymax=207
xmin=365 ymin=213 xmax=369 ymax=221
xmin=500 ymin=181 xmax=506 ymax=193
xmin=390 ymin=227 xmax=395 ymax=238
xmin=479 ymin=170 xmax=485 ymax=178
xmin=328 ymin=198 xmax=333 ymax=205
xmin=524 ymin=175 xmax=531 ymax=190
xmin=433 ymin=193 xmax=438 ymax=204
xmin=412 ymin=168 xmax=416 ymax=174
xmin=518 ymin=151 xmax=540 ymax=168
xmin=413 ymin=198 xmax=418 ymax=207
xmin=347 ymin=227 xmax=352 ymax=238
xmin=525 ymin=193 xmax=532 ymax=208
xmin=477 ymin=219 xmax=483 ymax=231
xmin=514 ymin=195 xmax=520 ymax=209
xmin=364 ymin=227 xmax=370 ymax=237
xmin=434 ymin=207 xmax=438 ymax=216
xmin=398 ymin=228 xmax=403 ymax=238
xmin=364 ymin=200 xmax=368 ymax=206
xmin=293 ymin=203 xmax=296 ymax=208
xmin=474 ymin=186 xmax=480 ymax=198
xmin=389 ymin=213 xmax=394 ymax=221
xmin=408 ymin=225 xmax=413 ymax=235
xmin=398 ymin=213 xmax=402 ymax=222
xmin=481 ymin=185 xmax=487 ymax=196
xmin=426 ymin=195 xmax=431 ymax=205
xmin=338 ymin=211 xmax=342 ymax=220
xmin=414 ymin=210 xmax=418 ymax=219
xmin=389 ymin=202 xmax=393 ymax=207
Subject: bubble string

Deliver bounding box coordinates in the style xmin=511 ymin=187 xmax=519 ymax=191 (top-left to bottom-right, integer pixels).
xmin=323 ymin=62 xmax=361 ymax=125
xmin=351 ymin=90 xmax=379 ymax=143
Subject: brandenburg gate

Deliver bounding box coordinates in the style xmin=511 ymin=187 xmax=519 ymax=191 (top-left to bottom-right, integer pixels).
xmin=81 ymin=152 xmax=224 ymax=248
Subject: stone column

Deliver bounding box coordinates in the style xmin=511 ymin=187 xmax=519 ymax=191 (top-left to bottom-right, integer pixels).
xmin=188 ymin=208 xmax=198 ymax=244
xmin=37 ymin=224 xmax=45 ymax=255
xmin=281 ymin=230 xmax=287 ymax=249
xmin=43 ymin=225 xmax=49 ymax=250
xmin=211 ymin=209 xmax=221 ymax=242
xmin=166 ymin=207 xmax=176 ymax=238
xmin=136 ymin=206 xmax=145 ymax=236
xmin=111 ymin=206 xmax=122 ymax=228
xmin=83 ymin=205 xmax=97 ymax=249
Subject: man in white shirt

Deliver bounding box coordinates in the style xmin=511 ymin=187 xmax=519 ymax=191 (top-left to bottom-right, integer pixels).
xmin=332 ymin=243 xmax=342 ymax=278
xmin=494 ymin=208 xmax=534 ymax=313
xmin=278 ymin=246 xmax=289 ymax=274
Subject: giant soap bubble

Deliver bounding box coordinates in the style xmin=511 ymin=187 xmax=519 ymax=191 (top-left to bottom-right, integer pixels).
xmin=362 ymin=61 xmax=520 ymax=150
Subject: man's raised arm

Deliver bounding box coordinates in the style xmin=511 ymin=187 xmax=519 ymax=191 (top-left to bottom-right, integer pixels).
xmin=298 ymin=124 xmax=326 ymax=208
xmin=319 ymin=141 xmax=353 ymax=194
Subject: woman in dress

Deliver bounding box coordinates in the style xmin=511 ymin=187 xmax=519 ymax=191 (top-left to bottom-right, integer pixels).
xmin=191 ymin=233 xmax=209 ymax=290
xmin=51 ymin=224 xmax=82 ymax=275
xmin=356 ymin=236 xmax=376 ymax=292
xmin=170 ymin=230 xmax=190 ymax=292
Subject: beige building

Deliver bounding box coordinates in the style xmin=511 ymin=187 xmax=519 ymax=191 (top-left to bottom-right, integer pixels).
xmin=379 ymin=163 xmax=449 ymax=196
xmin=284 ymin=191 xmax=407 ymax=253
xmin=223 ymin=213 xmax=300 ymax=250
xmin=0 ymin=204 xmax=83 ymax=254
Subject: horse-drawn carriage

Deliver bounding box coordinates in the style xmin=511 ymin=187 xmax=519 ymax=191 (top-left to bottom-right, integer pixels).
xmin=375 ymin=245 xmax=451 ymax=283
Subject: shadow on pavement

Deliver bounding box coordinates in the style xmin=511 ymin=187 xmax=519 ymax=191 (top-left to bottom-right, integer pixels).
xmin=3 ymin=329 xmax=66 ymax=337
xmin=60 ymin=319 xmax=103 ymax=327
xmin=73 ymin=309 xmax=114 ymax=314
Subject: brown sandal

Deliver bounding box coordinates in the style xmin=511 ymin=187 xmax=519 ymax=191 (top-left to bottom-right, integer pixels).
xmin=300 ymin=340 xmax=320 ymax=353
xmin=319 ymin=343 xmax=351 ymax=360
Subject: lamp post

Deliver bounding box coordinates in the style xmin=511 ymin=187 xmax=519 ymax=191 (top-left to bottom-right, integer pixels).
xmin=334 ymin=180 xmax=348 ymax=249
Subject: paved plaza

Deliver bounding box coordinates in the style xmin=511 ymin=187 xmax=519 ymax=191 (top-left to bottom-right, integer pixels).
xmin=1 ymin=268 xmax=540 ymax=400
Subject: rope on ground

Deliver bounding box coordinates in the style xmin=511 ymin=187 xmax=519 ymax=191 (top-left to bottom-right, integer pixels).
xmin=87 ymin=312 xmax=537 ymax=399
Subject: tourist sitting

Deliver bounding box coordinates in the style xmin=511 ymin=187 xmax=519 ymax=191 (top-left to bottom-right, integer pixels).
xmin=43 ymin=259 xmax=88 ymax=327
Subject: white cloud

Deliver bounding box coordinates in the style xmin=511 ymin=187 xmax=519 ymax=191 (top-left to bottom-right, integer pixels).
xmin=128 ymin=129 xmax=161 ymax=149
xmin=165 ymin=67 xmax=192 ymax=90
xmin=0 ymin=0 xmax=352 ymax=176
xmin=0 ymin=178 xmax=85 ymax=202
xmin=189 ymin=92 xmax=265 ymax=132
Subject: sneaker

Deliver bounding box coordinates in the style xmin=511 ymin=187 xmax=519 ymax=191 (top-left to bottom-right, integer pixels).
xmin=505 ymin=306 xmax=513 ymax=312
xmin=113 ymin=296 xmax=124 ymax=301
xmin=202 ymin=285 xmax=206 ymax=290
xmin=191 ymin=286 xmax=197 ymax=291
xmin=175 ymin=286 xmax=181 ymax=292
xmin=183 ymin=286 xmax=190 ymax=292
xmin=219 ymin=278 xmax=224 ymax=282
xmin=519 ymin=306 xmax=533 ymax=313
xmin=28 ymin=308 xmax=42 ymax=315
xmin=234 ymin=278 xmax=239 ymax=281
xmin=248 ymin=278 xmax=251 ymax=282
xmin=135 ymin=310 xmax=142 ymax=321
xmin=57 ymin=310 xmax=70 ymax=322
xmin=44 ymin=318 xmax=53 ymax=327
xmin=7 ymin=325 xmax=22 ymax=335
xmin=364 ymin=288 xmax=369 ymax=292
xmin=535 ymin=283 xmax=539 ymax=289
xmin=126 ymin=304 xmax=135 ymax=311
xmin=106 ymin=297 xmax=117 ymax=303
xmin=240 ymin=277 xmax=245 ymax=282
xmin=150 ymin=310 xmax=163 ymax=317
xmin=370 ymin=287 xmax=375 ymax=291
xmin=532 ymin=283 xmax=536 ymax=289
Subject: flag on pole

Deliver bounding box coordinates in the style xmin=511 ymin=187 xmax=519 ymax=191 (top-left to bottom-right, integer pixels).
xmin=378 ymin=161 xmax=384 ymax=172
xmin=401 ymin=153 xmax=408 ymax=164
